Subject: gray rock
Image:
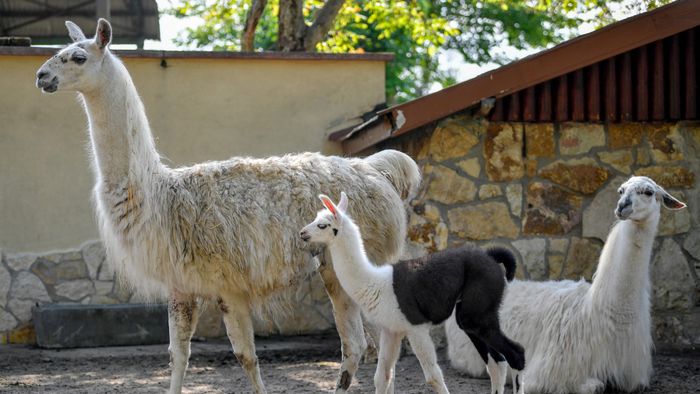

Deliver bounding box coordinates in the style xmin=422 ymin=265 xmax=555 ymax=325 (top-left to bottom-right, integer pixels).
xmin=82 ymin=241 xmax=106 ymax=279
xmin=97 ymin=261 xmax=115 ymax=281
xmin=583 ymin=177 xmax=626 ymax=242
xmin=652 ymin=238 xmax=694 ymax=311
xmin=0 ymin=264 xmax=11 ymax=307
xmin=94 ymin=281 xmax=114 ymax=296
xmin=11 ymin=271 xmax=50 ymax=302
xmin=512 ymin=238 xmax=547 ymax=280
xmin=549 ymin=238 xmax=569 ymax=255
xmin=0 ymin=307 xmax=17 ymax=331
xmin=6 ymin=254 xmax=37 ymax=272
xmin=658 ymin=205 xmax=691 ymax=236
xmin=682 ymin=231 xmax=700 ymax=261
xmin=505 ymin=184 xmax=523 ymax=217
xmin=7 ymin=298 xmax=37 ymax=322
xmin=54 ymin=280 xmax=95 ymax=301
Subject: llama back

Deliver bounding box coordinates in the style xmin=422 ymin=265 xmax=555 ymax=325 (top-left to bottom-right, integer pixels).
xmin=112 ymin=150 xmax=420 ymax=301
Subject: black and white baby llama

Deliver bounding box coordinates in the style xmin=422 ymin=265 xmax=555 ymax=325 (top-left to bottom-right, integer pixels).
xmin=300 ymin=192 xmax=525 ymax=394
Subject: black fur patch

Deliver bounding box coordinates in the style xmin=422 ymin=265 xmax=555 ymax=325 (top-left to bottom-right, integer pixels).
xmin=515 ymin=374 xmax=520 ymax=392
xmin=391 ymin=246 xmax=505 ymax=325
xmin=333 ymin=228 xmax=338 ymax=236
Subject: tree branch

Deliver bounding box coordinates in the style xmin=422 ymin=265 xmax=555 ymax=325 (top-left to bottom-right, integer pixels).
xmin=303 ymin=0 xmax=346 ymax=51
xmin=242 ymin=0 xmax=268 ymax=51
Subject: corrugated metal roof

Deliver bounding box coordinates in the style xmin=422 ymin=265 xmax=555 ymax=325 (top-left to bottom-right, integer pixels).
xmin=335 ymin=0 xmax=700 ymax=154
xmin=0 ymin=0 xmax=159 ymax=45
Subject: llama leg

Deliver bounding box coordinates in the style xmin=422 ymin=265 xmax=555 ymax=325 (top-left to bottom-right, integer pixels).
xmin=512 ymin=368 xmax=525 ymax=394
xmin=219 ymin=294 xmax=267 ymax=394
xmin=407 ymin=327 xmax=449 ymax=394
xmin=318 ymin=252 xmax=367 ymax=393
xmin=374 ymin=329 xmax=403 ymax=394
xmin=168 ymin=293 xmax=200 ymax=394
xmin=466 ymin=332 xmax=507 ymax=394
xmin=486 ymin=351 xmax=508 ymax=394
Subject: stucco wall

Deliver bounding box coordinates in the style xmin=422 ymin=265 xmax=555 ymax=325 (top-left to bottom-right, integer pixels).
xmin=380 ymin=117 xmax=700 ymax=349
xmin=0 ymin=50 xmax=385 ymax=341
xmin=0 ymin=51 xmax=386 ymax=253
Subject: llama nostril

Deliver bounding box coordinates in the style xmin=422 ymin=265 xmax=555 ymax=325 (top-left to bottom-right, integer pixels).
xmin=37 ymin=70 xmax=48 ymax=80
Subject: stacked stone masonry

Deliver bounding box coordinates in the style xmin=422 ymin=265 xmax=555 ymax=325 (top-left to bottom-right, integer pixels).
xmin=2 ymin=119 xmax=699 ymax=349
xmin=385 ymin=118 xmax=700 ymax=349
xmin=0 ymin=240 xmax=335 ymax=343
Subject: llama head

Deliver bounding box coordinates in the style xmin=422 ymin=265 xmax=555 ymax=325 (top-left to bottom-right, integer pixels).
xmin=300 ymin=192 xmax=349 ymax=245
xmin=615 ymin=176 xmax=686 ymax=221
xmin=36 ymin=19 xmax=112 ymax=93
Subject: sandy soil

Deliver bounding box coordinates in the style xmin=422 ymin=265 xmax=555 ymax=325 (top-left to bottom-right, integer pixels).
xmin=0 ymin=336 xmax=698 ymax=393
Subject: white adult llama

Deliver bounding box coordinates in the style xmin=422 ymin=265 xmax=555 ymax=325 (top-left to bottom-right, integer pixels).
xmin=445 ymin=176 xmax=686 ymax=394
xmin=35 ymin=19 xmax=421 ymax=394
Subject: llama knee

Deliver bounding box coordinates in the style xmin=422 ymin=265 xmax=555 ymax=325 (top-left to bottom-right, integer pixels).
xmin=234 ymin=352 xmax=259 ymax=372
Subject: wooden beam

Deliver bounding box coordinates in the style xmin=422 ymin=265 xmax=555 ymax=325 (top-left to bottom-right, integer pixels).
xmin=685 ymin=28 xmax=697 ymax=119
xmin=605 ymin=57 xmax=617 ymax=122
xmin=586 ymin=64 xmax=600 ymax=121
xmin=555 ymin=75 xmax=569 ymax=121
xmin=652 ymin=40 xmax=665 ymax=120
xmin=636 ymin=45 xmax=650 ymax=120
xmin=571 ymin=69 xmax=585 ymax=121
xmin=538 ymin=81 xmax=552 ymax=121
xmin=620 ymin=51 xmax=633 ymax=121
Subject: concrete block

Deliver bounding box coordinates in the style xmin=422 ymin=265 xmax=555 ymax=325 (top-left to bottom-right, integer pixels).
xmin=33 ymin=303 xmax=168 ymax=348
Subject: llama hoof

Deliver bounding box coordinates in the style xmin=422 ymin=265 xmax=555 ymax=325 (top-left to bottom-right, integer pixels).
xmin=578 ymin=378 xmax=604 ymax=394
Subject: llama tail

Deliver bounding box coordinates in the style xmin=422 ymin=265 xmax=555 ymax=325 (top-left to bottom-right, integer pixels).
xmin=364 ymin=149 xmax=421 ymax=201
xmin=487 ymin=247 xmax=517 ymax=281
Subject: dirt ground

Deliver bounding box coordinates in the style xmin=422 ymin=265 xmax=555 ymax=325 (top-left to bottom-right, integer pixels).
xmin=1 ymin=335 xmax=698 ymax=393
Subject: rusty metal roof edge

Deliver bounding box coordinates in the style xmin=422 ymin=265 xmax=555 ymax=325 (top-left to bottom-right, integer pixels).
xmin=0 ymin=46 xmax=395 ymax=61
xmin=340 ymin=0 xmax=700 ymax=153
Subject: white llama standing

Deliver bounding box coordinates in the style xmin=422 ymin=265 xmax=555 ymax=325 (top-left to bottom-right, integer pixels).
xmin=445 ymin=176 xmax=686 ymax=394
xmin=35 ymin=19 xmax=421 ymax=394
xmin=301 ymin=192 xmax=525 ymax=394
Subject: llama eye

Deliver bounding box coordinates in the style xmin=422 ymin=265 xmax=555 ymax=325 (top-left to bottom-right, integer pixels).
xmin=643 ymin=190 xmax=653 ymax=196
xmin=72 ymin=55 xmax=87 ymax=64
xmin=317 ymin=224 xmax=328 ymax=229
xmin=618 ymin=189 xmax=624 ymax=194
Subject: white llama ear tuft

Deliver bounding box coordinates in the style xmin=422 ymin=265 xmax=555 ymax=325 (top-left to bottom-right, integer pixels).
xmin=65 ymin=21 xmax=86 ymax=42
xmin=337 ymin=192 xmax=348 ymax=213
xmin=319 ymin=194 xmax=338 ymax=218
xmin=95 ymin=18 xmax=112 ymax=49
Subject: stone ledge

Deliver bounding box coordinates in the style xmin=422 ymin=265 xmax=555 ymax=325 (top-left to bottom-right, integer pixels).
xmin=33 ymin=303 xmax=168 ymax=349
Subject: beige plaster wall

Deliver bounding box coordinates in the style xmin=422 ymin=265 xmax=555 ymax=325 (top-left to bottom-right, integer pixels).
xmin=0 ymin=53 xmax=385 ymax=253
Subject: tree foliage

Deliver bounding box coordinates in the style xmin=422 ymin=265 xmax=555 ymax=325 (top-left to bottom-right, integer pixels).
xmin=171 ymin=0 xmax=673 ymax=103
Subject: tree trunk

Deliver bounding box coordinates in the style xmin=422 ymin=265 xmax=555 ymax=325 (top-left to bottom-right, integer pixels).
xmin=242 ymin=0 xmax=268 ymax=51
xmin=278 ymin=0 xmax=347 ymax=52
xmin=278 ymin=0 xmax=307 ymax=51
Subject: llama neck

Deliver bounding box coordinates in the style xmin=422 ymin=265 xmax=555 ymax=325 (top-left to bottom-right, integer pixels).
xmin=328 ymin=219 xmax=382 ymax=296
xmin=80 ymin=54 xmax=162 ymax=188
xmin=589 ymin=214 xmax=658 ymax=316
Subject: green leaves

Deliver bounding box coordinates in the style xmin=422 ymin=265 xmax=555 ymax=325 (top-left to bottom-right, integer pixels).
xmin=169 ymin=0 xmax=674 ymax=103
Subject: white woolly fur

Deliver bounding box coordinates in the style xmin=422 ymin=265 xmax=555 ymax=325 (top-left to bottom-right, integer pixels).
xmin=445 ymin=176 xmax=686 ymax=394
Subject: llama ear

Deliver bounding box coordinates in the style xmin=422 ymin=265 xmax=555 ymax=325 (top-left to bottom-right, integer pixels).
xmin=337 ymin=192 xmax=348 ymax=213
xmin=95 ymin=18 xmax=112 ymax=49
xmin=65 ymin=21 xmax=86 ymax=42
xmin=660 ymin=189 xmax=686 ymax=210
xmin=319 ymin=194 xmax=338 ymax=218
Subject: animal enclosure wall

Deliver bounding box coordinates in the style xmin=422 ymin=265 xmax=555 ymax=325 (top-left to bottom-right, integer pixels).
xmin=380 ymin=118 xmax=700 ymax=349
xmin=0 ymin=49 xmax=388 ymax=342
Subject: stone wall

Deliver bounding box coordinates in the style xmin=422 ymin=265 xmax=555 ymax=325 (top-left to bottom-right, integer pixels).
xmin=382 ymin=117 xmax=700 ymax=349
xmin=0 ymin=242 xmax=334 ymax=343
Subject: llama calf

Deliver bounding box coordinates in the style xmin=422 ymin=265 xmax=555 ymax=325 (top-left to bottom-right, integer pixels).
xmin=445 ymin=176 xmax=687 ymax=394
xmin=301 ymin=193 xmax=525 ymax=394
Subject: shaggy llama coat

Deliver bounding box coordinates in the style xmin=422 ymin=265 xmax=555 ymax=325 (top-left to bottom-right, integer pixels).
xmin=35 ymin=19 xmax=421 ymax=394
xmin=445 ymin=176 xmax=686 ymax=394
